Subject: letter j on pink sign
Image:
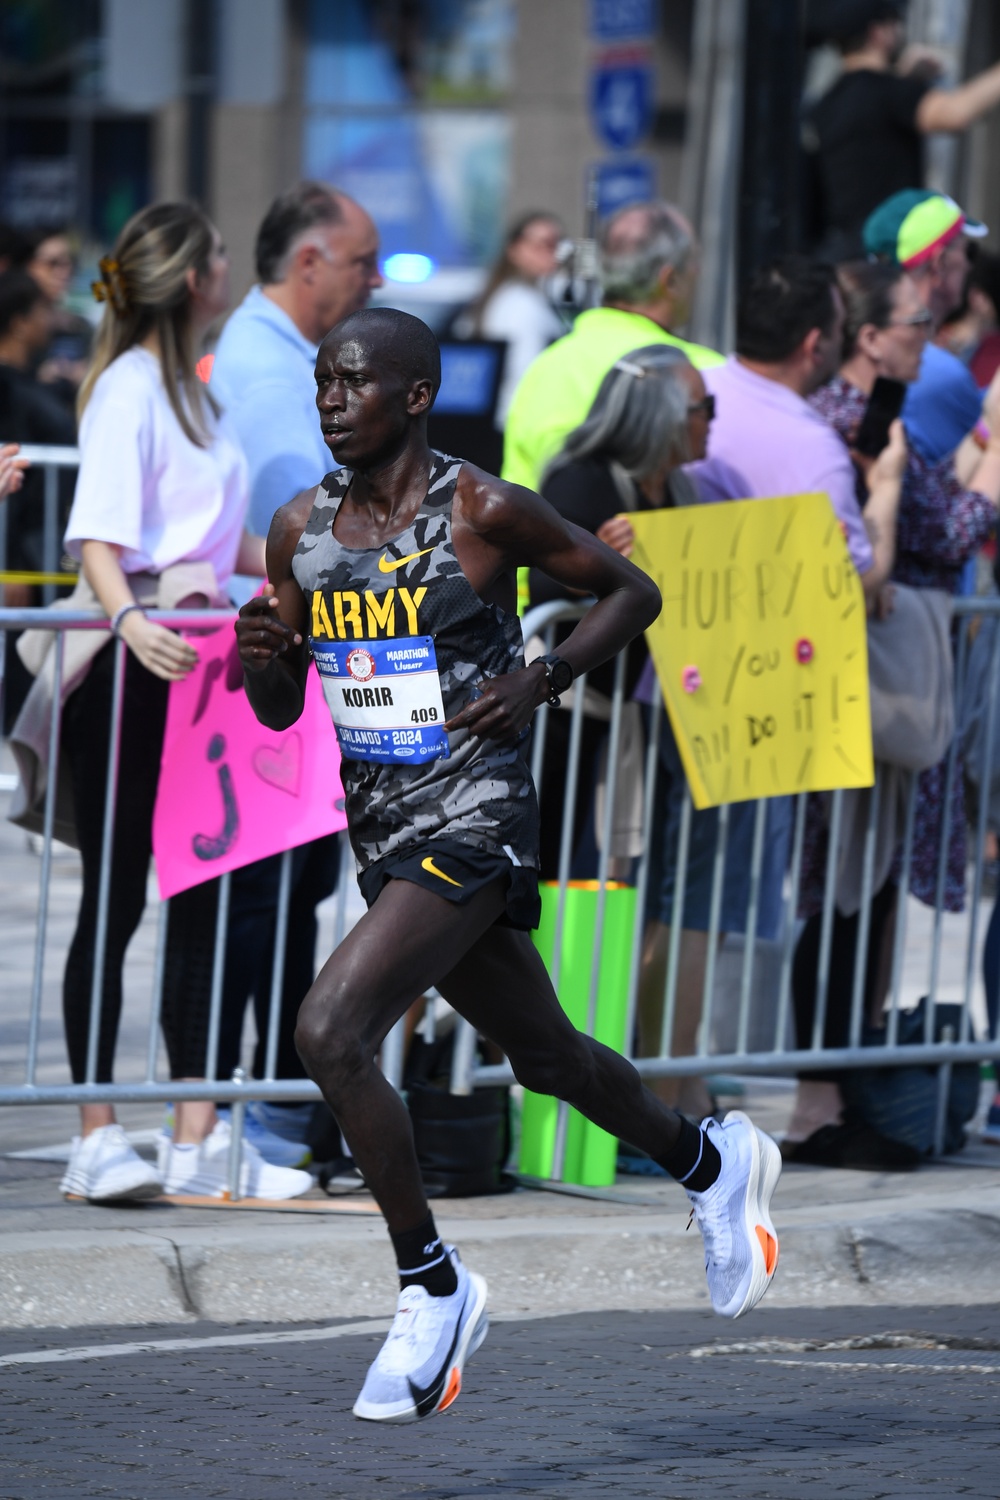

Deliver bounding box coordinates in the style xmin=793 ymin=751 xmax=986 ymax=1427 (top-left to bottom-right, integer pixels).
xmin=152 ymin=621 xmax=347 ymax=899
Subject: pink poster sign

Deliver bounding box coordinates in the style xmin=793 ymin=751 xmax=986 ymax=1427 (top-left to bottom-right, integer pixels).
xmin=152 ymin=619 xmax=348 ymax=899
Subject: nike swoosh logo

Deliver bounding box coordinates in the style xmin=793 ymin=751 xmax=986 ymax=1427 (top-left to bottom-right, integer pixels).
xmin=421 ymin=856 xmax=463 ymax=888
xmin=378 ymin=547 xmax=434 ymax=573
xmin=406 ymin=1290 xmax=466 ymax=1417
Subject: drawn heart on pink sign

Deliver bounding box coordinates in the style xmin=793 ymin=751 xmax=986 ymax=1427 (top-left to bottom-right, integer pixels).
xmin=252 ymin=734 xmax=302 ymax=797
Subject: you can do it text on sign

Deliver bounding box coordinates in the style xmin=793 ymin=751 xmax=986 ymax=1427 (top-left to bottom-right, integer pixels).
xmin=629 ymin=492 xmax=875 ymax=809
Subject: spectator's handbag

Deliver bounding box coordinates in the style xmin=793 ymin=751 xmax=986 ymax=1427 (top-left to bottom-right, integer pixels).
xmin=839 ymin=998 xmax=981 ymax=1155
xmin=866 ymin=584 xmax=954 ymax=771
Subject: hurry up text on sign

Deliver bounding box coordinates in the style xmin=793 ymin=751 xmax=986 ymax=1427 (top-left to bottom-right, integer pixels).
xmin=629 ymin=492 xmax=874 ymax=809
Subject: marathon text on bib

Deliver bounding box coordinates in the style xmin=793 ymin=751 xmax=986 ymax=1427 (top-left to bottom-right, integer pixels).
xmin=311 ymin=635 xmax=449 ymax=764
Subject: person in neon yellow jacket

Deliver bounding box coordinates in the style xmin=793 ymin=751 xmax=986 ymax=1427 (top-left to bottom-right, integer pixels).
xmin=502 ymin=201 xmax=724 ymax=498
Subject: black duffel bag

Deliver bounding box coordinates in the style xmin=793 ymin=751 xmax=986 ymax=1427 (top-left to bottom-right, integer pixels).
xmin=407 ymin=1080 xmax=514 ymax=1198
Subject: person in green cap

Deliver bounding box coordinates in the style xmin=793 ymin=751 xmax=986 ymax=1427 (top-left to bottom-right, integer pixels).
xmin=501 ymin=201 xmax=723 ymax=498
xmin=863 ymin=187 xmax=989 ymax=464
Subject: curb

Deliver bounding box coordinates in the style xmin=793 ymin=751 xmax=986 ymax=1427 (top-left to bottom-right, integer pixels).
xmin=2 ymin=1198 xmax=998 ymax=1329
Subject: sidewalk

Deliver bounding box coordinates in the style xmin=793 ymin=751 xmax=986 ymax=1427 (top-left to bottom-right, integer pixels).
xmin=2 ymin=1078 xmax=999 ymax=1331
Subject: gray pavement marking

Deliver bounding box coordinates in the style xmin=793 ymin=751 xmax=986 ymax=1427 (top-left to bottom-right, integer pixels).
xmin=760 ymin=1355 xmax=1000 ymax=1372
xmin=0 ymin=1317 xmax=393 ymax=1368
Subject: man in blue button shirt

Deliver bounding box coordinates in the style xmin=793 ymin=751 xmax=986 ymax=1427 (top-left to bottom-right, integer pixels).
xmin=213 ymin=180 xmax=383 ymax=536
xmin=209 ymin=182 xmax=382 ymax=1162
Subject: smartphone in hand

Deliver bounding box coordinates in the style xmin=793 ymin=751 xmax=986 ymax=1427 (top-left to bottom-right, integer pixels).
xmin=853 ymin=376 xmax=907 ymax=458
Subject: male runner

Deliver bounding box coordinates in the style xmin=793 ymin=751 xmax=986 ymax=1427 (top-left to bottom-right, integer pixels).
xmin=235 ymin=307 xmax=781 ymax=1424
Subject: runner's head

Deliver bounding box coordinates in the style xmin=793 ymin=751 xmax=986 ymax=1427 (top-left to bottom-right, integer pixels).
xmin=316 ymin=307 xmax=441 ymax=468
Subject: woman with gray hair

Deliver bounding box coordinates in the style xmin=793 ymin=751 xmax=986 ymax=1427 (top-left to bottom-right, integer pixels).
xmin=534 ymin=343 xmax=782 ymax=1129
xmin=530 ymin=343 xmax=713 ymax=882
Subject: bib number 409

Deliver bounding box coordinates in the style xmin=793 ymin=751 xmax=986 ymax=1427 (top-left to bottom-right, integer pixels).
xmin=411 ymin=707 xmax=439 ymax=723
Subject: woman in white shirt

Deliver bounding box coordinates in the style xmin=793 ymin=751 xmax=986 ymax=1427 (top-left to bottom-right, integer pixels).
xmin=466 ymin=212 xmax=565 ymax=428
xmin=57 ymin=203 xmax=310 ymax=1204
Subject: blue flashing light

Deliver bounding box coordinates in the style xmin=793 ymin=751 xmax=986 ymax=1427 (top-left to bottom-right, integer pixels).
xmin=383 ymin=253 xmax=435 ymax=283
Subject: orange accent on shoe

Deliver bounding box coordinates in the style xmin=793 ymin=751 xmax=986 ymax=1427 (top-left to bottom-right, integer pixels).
xmin=438 ymin=1366 xmax=462 ymax=1412
xmin=756 ymin=1225 xmax=778 ymax=1275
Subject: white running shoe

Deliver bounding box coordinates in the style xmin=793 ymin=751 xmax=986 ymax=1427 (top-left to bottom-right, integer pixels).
xmin=353 ymin=1248 xmax=488 ymax=1423
xmin=160 ymin=1118 xmax=313 ymax=1200
xmin=59 ymin=1124 xmax=163 ymax=1203
xmin=685 ymin=1109 xmax=781 ymax=1319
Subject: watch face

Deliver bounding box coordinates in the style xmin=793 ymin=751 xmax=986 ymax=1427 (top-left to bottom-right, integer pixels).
xmin=550 ymin=659 xmax=573 ymax=693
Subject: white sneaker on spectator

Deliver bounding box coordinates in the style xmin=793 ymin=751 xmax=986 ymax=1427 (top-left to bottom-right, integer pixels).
xmin=158 ymin=1105 xmax=311 ymax=1171
xmin=160 ymin=1118 xmax=313 ymax=1199
xmin=60 ymin=1124 xmax=162 ymax=1202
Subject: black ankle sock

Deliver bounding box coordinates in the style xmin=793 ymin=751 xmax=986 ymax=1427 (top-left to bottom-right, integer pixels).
xmin=653 ymin=1116 xmax=721 ymax=1193
xmin=389 ymin=1212 xmax=458 ymax=1297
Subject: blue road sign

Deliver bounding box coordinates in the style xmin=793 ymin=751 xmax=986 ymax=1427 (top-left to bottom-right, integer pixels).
xmin=589 ymin=0 xmax=654 ymax=42
xmin=590 ymin=61 xmax=654 ymax=151
xmin=591 ymin=157 xmax=655 ymax=221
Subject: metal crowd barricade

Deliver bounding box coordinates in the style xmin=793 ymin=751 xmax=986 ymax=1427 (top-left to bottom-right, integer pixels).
xmin=456 ymin=598 xmax=1000 ymax=1167
xmin=1 ymin=591 xmax=1000 ymax=1190
xmin=0 ymin=445 xmax=82 ymax=605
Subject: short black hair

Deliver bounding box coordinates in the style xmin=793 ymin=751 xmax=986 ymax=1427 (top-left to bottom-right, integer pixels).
xmin=806 ymin=0 xmax=907 ymax=51
xmin=328 ymin=307 xmax=442 ymax=401
xmin=736 ymin=257 xmax=839 ymax=363
xmin=0 ymin=269 xmax=45 ymax=338
xmin=255 ymin=181 xmax=344 ymax=284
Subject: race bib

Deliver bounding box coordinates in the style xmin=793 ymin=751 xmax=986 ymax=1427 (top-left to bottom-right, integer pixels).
xmin=311 ymin=635 xmax=450 ymax=764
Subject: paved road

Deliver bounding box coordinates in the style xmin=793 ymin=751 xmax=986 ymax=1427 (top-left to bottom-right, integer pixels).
xmin=2 ymin=1303 xmax=998 ymax=1498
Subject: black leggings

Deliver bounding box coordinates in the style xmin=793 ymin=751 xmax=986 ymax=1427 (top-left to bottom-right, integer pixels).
xmin=62 ymin=642 xmax=219 ymax=1083
xmin=791 ymin=878 xmax=897 ymax=1081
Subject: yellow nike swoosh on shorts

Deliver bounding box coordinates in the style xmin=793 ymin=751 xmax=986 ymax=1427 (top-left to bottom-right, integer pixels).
xmin=420 ymin=856 xmax=463 ymax=888
xmin=378 ymin=547 xmax=435 ymax=573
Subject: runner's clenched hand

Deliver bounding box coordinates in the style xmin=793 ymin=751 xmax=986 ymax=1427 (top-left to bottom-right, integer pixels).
xmin=236 ymin=584 xmax=303 ymax=672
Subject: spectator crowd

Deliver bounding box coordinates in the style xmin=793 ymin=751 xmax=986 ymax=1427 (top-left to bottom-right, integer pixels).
xmin=2 ymin=0 xmax=1000 ymax=1202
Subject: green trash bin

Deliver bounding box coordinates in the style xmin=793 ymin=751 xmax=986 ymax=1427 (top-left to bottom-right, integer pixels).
xmin=519 ymin=879 xmax=638 ymax=1186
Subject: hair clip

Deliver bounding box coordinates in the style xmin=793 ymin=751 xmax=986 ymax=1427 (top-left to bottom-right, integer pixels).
xmin=613 ymin=358 xmax=647 ymax=378
xmin=91 ymin=255 xmax=129 ymax=315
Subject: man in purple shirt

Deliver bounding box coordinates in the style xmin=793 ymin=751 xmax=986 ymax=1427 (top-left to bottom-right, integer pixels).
xmin=645 ymin=259 xmax=905 ymax=1124
xmin=691 ymin=256 xmax=904 ymax=602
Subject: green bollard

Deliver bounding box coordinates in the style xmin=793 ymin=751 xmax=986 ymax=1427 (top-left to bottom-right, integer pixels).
xmin=520 ymin=880 xmax=637 ymax=1186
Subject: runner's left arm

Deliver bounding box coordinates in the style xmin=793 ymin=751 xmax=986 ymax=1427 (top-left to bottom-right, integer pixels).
xmin=445 ymin=477 xmax=660 ymax=744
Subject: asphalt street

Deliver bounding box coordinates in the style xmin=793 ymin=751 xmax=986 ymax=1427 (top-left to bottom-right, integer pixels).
xmin=2 ymin=1303 xmax=998 ymax=1499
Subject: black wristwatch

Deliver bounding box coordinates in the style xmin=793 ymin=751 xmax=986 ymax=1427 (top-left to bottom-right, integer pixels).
xmin=537 ymin=653 xmax=574 ymax=705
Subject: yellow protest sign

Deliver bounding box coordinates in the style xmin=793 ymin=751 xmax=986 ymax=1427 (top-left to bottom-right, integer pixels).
xmin=629 ymin=492 xmax=874 ymax=809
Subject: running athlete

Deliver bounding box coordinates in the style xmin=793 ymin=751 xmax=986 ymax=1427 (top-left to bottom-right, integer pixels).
xmin=235 ymin=307 xmax=781 ymax=1424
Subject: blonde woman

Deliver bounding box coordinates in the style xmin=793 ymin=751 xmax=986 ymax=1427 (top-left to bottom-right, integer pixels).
xmin=55 ymin=204 xmax=311 ymax=1202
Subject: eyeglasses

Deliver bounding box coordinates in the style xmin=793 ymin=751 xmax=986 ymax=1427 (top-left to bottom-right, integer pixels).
xmin=887 ymin=309 xmax=933 ymax=328
xmin=687 ymin=395 xmax=716 ymax=420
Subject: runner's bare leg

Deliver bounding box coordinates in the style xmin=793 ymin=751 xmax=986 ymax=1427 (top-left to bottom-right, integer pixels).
xmin=295 ymin=878 xmax=685 ymax=1230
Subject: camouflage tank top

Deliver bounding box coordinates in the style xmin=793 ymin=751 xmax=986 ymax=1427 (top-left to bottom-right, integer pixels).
xmin=292 ymin=450 xmax=539 ymax=874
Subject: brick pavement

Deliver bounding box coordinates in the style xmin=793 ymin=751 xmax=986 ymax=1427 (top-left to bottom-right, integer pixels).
xmin=2 ymin=1305 xmax=998 ymax=1498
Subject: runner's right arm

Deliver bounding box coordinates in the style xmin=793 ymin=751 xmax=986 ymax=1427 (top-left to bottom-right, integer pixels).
xmin=235 ymin=490 xmax=314 ymax=730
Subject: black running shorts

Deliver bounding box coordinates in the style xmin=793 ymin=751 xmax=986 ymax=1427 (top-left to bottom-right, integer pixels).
xmin=357 ymin=838 xmax=541 ymax=931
